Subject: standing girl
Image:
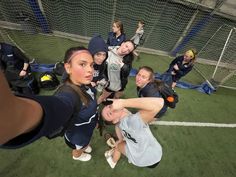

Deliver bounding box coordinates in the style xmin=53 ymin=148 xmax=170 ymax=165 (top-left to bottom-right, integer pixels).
xmin=59 ymin=47 xmax=98 ymax=161
xmin=166 ymin=49 xmax=197 ymax=88
xmin=0 ymin=47 xmax=96 ymax=152
xmin=130 ymin=20 xmax=145 ymax=57
xmin=97 ymin=40 xmax=135 ymax=104
xmin=88 ymin=35 xmax=108 ymax=92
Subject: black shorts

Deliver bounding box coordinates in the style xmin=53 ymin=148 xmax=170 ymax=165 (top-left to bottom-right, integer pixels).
xmin=64 ymin=137 xmax=87 ymax=150
xmin=105 ymin=87 xmax=124 ymax=93
xmin=105 ymin=87 xmax=115 ymax=93
xmin=147 ymin=161 xmax=160 ymax=169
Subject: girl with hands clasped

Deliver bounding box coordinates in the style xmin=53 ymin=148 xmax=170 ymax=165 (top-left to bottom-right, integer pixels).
xmin=166 ymin=49 xmax=197 ymax=88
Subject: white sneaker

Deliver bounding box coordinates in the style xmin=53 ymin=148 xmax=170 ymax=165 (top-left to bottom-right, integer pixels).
xmin=106 ymin=137 xmax=116 ymax=148
xmin=84 ymin=145 xmax=92 ymax=153
xmin=73 ymin=153 xmax=91 ymax=161
xmin=104 ymin=149 xmax=114 ymax=158
xmin=106 ymin=156 xmax=117 ymax=169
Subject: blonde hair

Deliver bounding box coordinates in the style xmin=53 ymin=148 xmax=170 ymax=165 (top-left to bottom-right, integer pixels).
xmin=186 ymin=48 xmax=197 ymax=65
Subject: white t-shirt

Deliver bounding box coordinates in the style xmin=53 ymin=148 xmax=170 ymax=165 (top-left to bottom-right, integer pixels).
xmin=119 ymin=112 xmax=162 ymax=167
xmin=106 ymin=47 xmax=124 ymax=91
xmin=131 ymin=27 xmax=144 ymax=45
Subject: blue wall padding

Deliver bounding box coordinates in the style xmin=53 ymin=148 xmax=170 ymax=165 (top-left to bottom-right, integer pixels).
xmin=27 ymin=0 xmax=51 ymax=33
xmin=171 ymin=14 xmax=212 ymax=56
xmin=31 ymin=64 xmax=215 ymax=94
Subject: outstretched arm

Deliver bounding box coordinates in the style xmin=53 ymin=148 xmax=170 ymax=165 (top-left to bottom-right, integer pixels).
xmin=110 ymin=97 xmax=164 ymax=123
xmin=0 ymin=71 xmax=43 ymax=145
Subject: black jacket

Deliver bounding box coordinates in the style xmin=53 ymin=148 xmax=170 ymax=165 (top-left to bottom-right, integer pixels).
xmin=166 ymin=56 xmax=193 ymax=82
xmin=137 ymin=82 xmax=168 ymax=118
xmin=0 ymin=43 xmax=30 ymax=72
xmin=92 ymin=62 xmax=107 ymax=83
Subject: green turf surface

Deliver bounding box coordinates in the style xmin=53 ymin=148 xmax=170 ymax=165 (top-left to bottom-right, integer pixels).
xmin=1 ymin=33 xmax=236 ymax=177
xmin=1 ymin=126 xmax=235 ymax=177
xmin=4 ymin=29 xmax=85 ymax=63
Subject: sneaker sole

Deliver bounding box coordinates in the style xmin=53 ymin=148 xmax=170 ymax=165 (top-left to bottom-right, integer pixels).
xmin=73 ymin=154 xmax=91 ymax=161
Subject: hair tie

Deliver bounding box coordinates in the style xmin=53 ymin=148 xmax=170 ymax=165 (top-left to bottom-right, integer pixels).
xmin=67 ymin=50 xmax=90 ymax=63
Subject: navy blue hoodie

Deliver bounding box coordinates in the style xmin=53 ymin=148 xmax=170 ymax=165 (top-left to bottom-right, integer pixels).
xmin=88 ymin=35 xmax=108 ymax=82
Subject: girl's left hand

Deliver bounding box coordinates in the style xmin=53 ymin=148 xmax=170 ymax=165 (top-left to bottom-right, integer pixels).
xmin=19 ymin=70 xmax=27 ymax=77
xmin=173 ymin=64 xmax=179 ymax=70
xmin=108 ymin=99 xmax=124 ymax=112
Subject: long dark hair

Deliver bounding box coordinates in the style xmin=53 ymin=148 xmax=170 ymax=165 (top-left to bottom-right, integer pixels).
xmin=63 ymin=46 xmax=91 ymax=106
xmin=113 ymin=20 xmax=124 ymax=34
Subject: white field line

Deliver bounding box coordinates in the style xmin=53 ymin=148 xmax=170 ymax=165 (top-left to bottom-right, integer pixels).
xmin=150 ymin=121 xmax=236 ymax=128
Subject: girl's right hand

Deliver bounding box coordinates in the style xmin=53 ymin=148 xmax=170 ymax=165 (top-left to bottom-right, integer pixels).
xmin=91 ymin=82 xmax=96 ymax=87
xmin=108 ymin=99 xmax=124 ymax=112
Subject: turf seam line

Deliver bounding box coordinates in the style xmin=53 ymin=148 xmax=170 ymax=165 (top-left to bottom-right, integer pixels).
xmin=150 ymin=121 xmax=236 ymax=128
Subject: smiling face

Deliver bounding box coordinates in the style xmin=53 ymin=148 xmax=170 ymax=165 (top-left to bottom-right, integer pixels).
xmin=136 ymin=68 xmax=153 ymax=88
xmin=93 ymin=51 xmax=107 ymax=65
xmin=183 ymin=50 xmax=194 ymax=62
xmin=64 ymin=51 xmax=94 ymax=85
xmin=117 ymin=41 xmax=134 ymax=56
